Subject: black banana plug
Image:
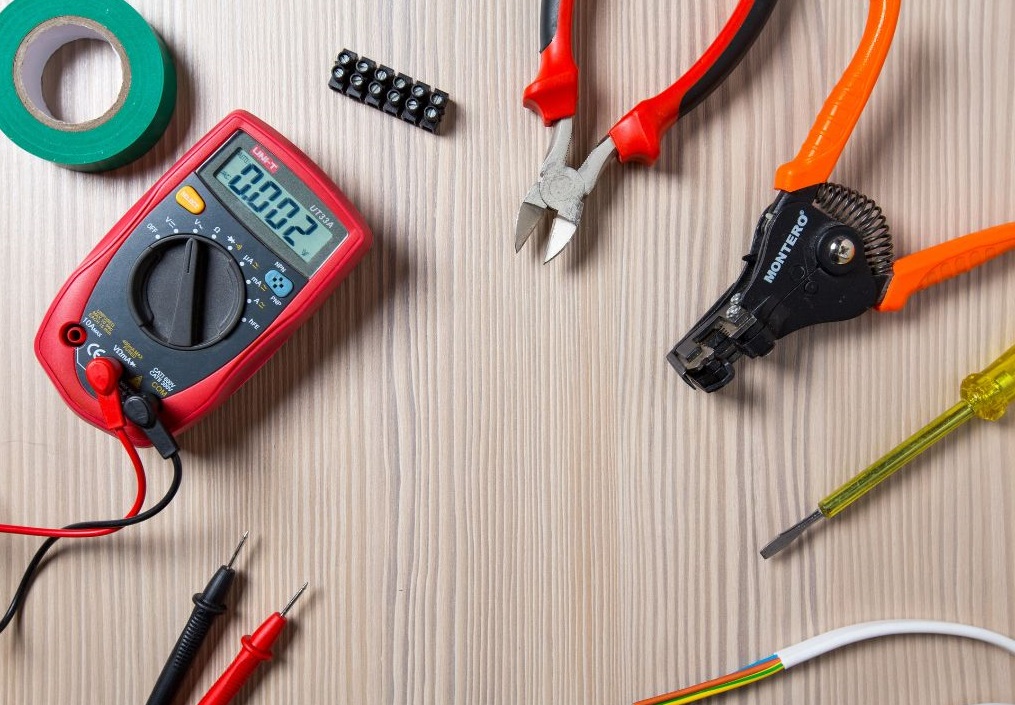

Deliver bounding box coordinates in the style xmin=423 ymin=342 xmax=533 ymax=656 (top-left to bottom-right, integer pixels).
xmin=146 ymin=532 xmax=248 ymax=705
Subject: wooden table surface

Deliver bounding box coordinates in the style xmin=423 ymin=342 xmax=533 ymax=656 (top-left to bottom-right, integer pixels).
xmin=1 ymin=1 xmax=1013 ymax=703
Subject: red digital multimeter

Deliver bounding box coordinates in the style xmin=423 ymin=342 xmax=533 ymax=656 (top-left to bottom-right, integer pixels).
xmin=36 ymin=110 xmax=371 ymax=446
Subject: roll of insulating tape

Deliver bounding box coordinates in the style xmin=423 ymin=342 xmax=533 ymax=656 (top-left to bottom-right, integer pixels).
xmin=0 ymin=0 xmax=176 ymax=171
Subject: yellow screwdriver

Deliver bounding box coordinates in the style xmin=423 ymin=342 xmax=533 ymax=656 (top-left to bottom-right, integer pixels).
xmin=762 ymin=341 xmax=1015 ymax=558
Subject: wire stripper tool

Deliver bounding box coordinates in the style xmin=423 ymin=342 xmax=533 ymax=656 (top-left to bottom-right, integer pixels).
xmin=515 ymin=0 xmax=778 ymax=263
xmin=669 ymin=0 xmax=1015 ymax=392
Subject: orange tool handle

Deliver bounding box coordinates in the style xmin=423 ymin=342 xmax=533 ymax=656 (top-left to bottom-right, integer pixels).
xmin=609 ymin=0 xmax=776 ymax=165
xmin=774 ymin=0 xmax=901 ymax=193
xmin=523 ymin=0 xmax=579 ymax=125
xmin=877 ymin=223 xmax=1015 ymax=311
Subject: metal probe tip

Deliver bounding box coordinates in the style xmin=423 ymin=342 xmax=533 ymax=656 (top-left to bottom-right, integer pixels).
xmin=226 ymin=531 xmax=249 ymax=569
xmin=760 ymin=510 xmax=824 ymax=559
xmin=281 ymin=582 xmax=309 ymax=617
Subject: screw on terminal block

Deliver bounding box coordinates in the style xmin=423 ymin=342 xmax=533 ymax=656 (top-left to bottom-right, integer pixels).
xmin=420 ymin=105 xmax=442 ymax=133
xmin=365 ymin=81 xmax=386 ymax=109
xmin=401 ymin=96 xmax=423 ymax=125
xmin=346 ymin=72 xmax=367 ymax=101
xmin=392 ymin=74 xmax=412 ymax=92
xmin=383 ymin=89 xmax=404 ymax=116
xmin=354 ymin=57 xmax=376 ymax=76
xmin=410 ymin=82 xmax=431 ymax=102
xmin=429 ymin=90 xmax=449 ymax=110
xmin=328 ymin=65 xmax=349 ymax=93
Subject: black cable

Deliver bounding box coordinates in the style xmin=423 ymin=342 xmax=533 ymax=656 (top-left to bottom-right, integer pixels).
xmin=146 ymin=533 xmax=247 ymax=705
xmin=0 ymin=452 xmax=184 ymax=635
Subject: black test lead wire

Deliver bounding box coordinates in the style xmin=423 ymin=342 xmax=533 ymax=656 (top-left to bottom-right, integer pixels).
xmin=146 ymin=531 xmax=250 ymax=705
xmin=0 ymin=452 xmax=184 ymax=635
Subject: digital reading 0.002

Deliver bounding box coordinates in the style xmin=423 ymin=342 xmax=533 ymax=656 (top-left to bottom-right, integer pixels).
xmin=215 ymin=149 xmax=331 ymax=263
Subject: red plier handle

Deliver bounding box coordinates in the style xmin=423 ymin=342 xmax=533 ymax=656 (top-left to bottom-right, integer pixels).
xmin=610 ymin=0 xmax=778 ymax=164
xmin=524 ymin=0 xmax=776 ymax=163
xmin=523 ymin=0 xmax=579 ymax=125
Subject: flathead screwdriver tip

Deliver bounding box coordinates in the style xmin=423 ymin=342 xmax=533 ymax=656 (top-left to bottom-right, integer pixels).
xmin=226 ymin=531 xmax=249 ymax=569
xmin=760 ymin=509 xmax=824 ymax=559
xmin=281 ymin=582 xmax=309 ymax=617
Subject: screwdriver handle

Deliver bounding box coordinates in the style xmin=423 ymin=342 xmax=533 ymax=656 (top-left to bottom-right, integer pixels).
xmin=961 ymin=342 xmax=1015 ymax=421
xmin=146 ymin=566 xmax=235 ymax=705
xmin=197 ymin=613 xmax=286 ymax=705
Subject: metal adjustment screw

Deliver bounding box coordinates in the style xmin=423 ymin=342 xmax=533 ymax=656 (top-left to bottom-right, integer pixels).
xmin=725 ymin=293 xmax=743 ymax=319
xmin=827 ymin=235 xmax=856 ymax=265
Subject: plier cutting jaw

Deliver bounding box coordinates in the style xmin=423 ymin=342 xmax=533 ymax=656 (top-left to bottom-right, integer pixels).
xmin=669 ymin=0 xmax=1015 ymax=393
xmin=515 ymin=0 xmax=779 ymax=264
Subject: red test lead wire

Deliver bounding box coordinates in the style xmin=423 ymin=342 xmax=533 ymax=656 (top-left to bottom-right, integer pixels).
xmin=198 ymin=582 xmax=309 ymax=705
xmin=0 ymin=358 xmax=150 ymax=539
xmin=0 ymin=429 xmax=146 ymax=538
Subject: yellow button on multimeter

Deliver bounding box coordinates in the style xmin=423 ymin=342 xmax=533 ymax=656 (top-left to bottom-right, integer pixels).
xmin=175 ymin=185 xmax=205 ymax=214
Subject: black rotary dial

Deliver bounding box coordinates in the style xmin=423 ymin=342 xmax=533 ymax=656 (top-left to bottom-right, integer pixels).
xmin=128 ymin=235 xmax=245 ymax=350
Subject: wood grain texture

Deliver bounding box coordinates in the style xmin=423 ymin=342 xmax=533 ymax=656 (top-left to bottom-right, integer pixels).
xmin=1 ymin=1 xmax=1013 ymax=703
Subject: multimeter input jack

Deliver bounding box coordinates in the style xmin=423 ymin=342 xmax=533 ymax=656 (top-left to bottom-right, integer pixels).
xmin=60 ymin=323 xmax=87 ymax=347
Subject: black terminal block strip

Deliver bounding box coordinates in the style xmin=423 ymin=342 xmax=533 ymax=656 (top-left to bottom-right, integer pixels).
xmin=329 ymin=49 xmax=450 ymax=134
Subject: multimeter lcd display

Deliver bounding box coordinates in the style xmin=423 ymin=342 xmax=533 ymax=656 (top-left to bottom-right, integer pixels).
xmin=214 ymin=150 xmax=330 ymax=263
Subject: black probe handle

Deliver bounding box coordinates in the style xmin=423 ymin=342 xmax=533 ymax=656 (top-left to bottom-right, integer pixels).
xmin=146 ymin=566 xmax=235 ymax=705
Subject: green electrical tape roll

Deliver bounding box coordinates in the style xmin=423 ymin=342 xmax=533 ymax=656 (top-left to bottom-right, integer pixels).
xmin=0 ymin=0 xmax=176 ymax=172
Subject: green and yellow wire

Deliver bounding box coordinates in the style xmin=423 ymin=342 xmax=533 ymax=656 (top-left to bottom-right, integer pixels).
xmin=634 ymin=621 xmax=1015 ymax=705
xmin=635 ymin=656 xmax=783 ymax=705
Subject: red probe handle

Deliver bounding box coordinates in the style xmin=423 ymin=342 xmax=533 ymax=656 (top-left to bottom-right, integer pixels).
xmin=608 ymin=0 xmax=776 ymax=165
xmin=523 ymin=0 xmax=578 ymax=125
xmin=85 ymin=358 xmax=126 ymax=430
xmin=198 ymin=614 xmax=287 ymax=705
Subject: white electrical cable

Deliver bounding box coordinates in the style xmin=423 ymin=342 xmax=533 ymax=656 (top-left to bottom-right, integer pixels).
xmin=775 ymin=620 xmax=1015 ymax=669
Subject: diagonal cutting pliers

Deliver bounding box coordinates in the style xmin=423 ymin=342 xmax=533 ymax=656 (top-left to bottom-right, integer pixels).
xmin=515 ymin=0 xmax=779 ymax=263
xmin=668 ymin=0 xmax=1015 ymax=392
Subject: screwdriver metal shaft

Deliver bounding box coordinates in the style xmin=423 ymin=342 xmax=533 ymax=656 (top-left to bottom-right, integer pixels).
xmin=762 ymin=342 xmax=1015 ymax=558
